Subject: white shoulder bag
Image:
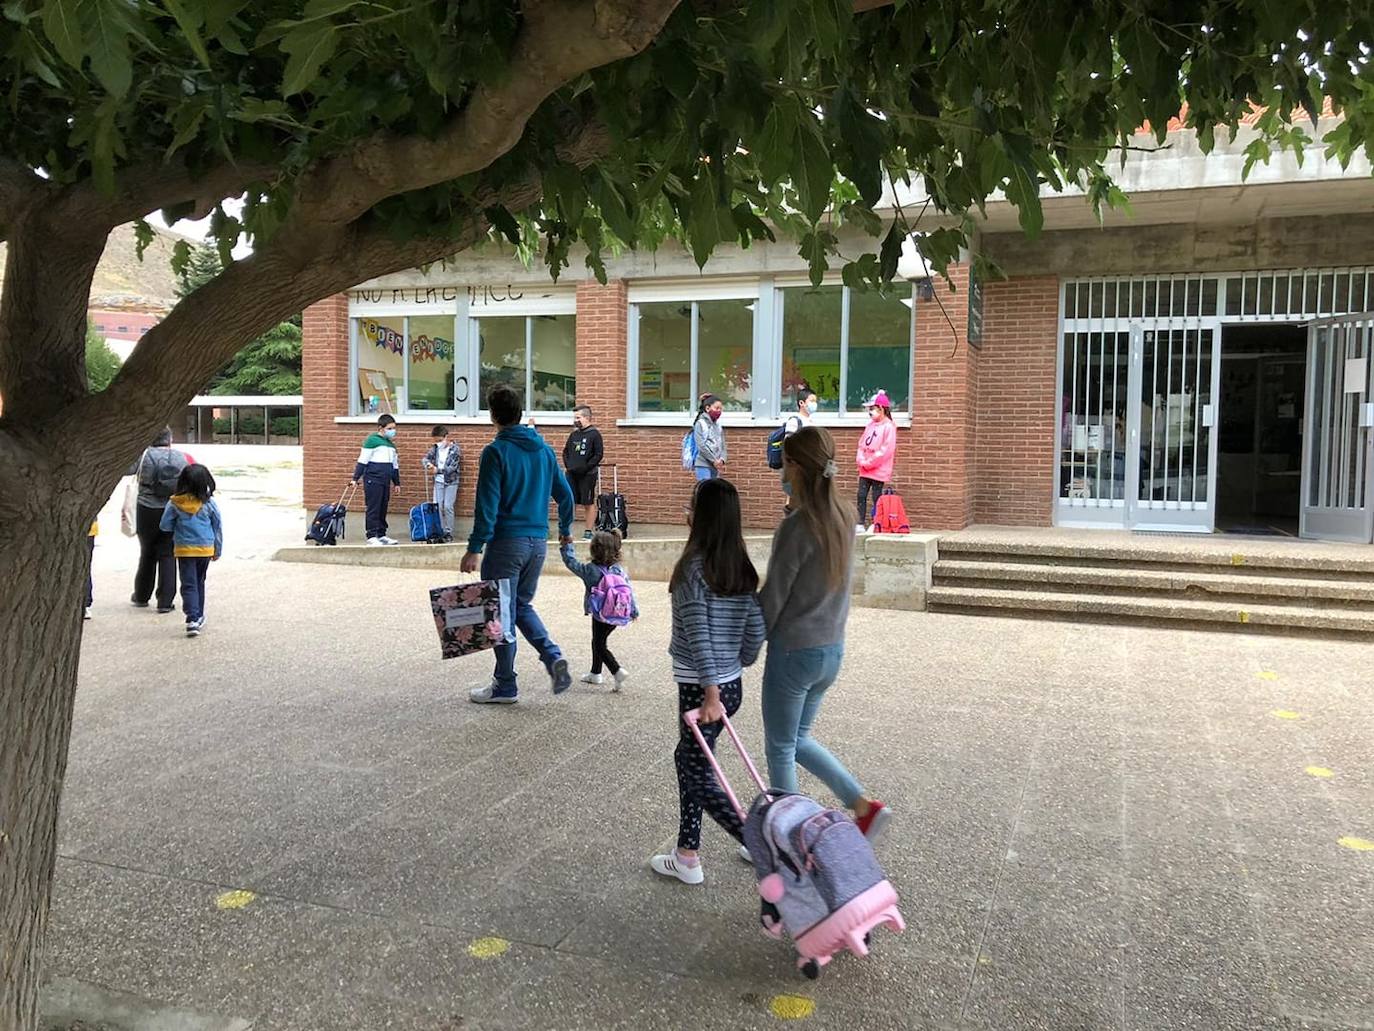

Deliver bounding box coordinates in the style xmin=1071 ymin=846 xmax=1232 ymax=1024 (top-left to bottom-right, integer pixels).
xmin=120 ymin=451 xmax=146 ymax=537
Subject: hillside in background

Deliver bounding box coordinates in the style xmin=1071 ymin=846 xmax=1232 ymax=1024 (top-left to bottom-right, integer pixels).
xmin=0 ymin=222 xmax=187 ymax=311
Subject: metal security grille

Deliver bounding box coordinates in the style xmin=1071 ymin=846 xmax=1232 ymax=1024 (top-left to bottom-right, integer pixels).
xmin=1302 ymin=315 xmax=1374 ymax=541
xmin=1225 ymin=268 xmax=1374 ymax=321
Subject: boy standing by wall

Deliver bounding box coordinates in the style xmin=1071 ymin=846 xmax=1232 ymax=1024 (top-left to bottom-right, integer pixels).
xmin=423 ymin=424 xmax=462 ymax=540
xmin=353 ymin=413 xmax=401 ymax=546
xmin=562 ymin=404 xmax=604 ymax=539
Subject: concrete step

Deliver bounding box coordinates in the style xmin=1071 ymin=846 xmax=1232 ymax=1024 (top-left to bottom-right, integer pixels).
xmin=926 ymin=585 xmax=1374 ymax=634
xmin=938 ymin=534 xmax=1374 ymax=578
xmin=932 ymin=559 xmax=1374 ymax=605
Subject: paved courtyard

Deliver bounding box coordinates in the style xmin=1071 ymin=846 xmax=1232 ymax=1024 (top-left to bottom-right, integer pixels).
xmin=49 ymin=455 xmax=1374 ymax=1030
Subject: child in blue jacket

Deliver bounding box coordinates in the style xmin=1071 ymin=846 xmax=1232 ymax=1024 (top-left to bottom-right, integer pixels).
xmin=160 ymin=464 xmax=223 ymax=638
xmin=560 ymin=530 xmax=638 ymax=690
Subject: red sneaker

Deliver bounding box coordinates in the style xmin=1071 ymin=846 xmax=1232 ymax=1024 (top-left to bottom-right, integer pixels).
xmin=854 ymin=801 xmax=892 ymax=842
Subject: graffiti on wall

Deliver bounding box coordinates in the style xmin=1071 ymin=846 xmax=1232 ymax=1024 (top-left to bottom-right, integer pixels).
xmin=351 ymin=285 xmax=526 ymax=305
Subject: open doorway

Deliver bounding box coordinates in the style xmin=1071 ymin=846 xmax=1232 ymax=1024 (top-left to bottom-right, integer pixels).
xmin=1216 ymin=323 xmax=1306 ymax=535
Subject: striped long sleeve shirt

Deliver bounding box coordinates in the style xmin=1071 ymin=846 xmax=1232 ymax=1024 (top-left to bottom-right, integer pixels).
xmin=669 ymin=557 xmax=765 ymax=686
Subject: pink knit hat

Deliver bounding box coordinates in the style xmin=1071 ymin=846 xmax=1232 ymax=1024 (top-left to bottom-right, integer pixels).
xmin=868 ymin=389 xmax=892 ymax=409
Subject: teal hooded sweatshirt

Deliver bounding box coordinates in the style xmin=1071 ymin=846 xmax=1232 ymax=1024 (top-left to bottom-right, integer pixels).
xmin=467 ymin=425 xmax=574 ymax=553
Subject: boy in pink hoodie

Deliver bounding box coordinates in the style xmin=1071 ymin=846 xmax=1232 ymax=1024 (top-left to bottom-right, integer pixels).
xmin=855 ymin=389 xmax=896 ymax=529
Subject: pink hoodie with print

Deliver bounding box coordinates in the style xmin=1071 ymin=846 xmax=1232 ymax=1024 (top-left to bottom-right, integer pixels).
xmin=856 ymin=417 xmax=896 ymax=482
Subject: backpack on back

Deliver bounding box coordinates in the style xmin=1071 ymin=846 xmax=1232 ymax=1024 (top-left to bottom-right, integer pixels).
xmin=145 ymin=448 xmax=186 ymax=500
xmin=871 ymin=486 xmax=910 ymax=534
xmin=766 ymin=416 xmax=799 ymax=470
xmin=681 ymin=427 xmax=699 ymax=470
xmin=590 ymin=568 xmax=635 ymax=626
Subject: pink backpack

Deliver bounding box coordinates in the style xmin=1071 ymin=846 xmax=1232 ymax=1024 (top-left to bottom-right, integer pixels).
xmin=590 ymin=568 xmax=635 ymax=626
xmin=872 ymin=487 xmax=910 ymax=534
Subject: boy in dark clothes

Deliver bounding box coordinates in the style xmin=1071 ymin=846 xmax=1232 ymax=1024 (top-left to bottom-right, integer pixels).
xmin=352 ymin=413 xmax=401 ymax=545
xmin=562 ymin=404 xmax=604 ymax=539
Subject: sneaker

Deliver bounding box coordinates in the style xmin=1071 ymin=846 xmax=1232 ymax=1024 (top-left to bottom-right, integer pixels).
xmin=854 ymin=801 xmax=893 ymax=842
xmin=855 ymin=523 xmax=866 ymax=535
xmin=185 ymin=619 xmax=202 ymax=638
xmin=366 ymin=537 xmax=385 ymax=547
xmin=380 ymin=536 xmax=400 ymax=546
xmin=583 ymin=530 xmax=593 ymax=540
xmin=83 ymin=607 xmax=92 ymax=621
xmin=157 ymin=605 xmax=176 ymax=614
xmin=650 ymin=851 xmax=704 ymax=885
xmin=469 ymin=683 xmax=517 ymax=705
xmin=738 ymin=844 xmax=753 ymax=864
xmin=130 ymin=595 xmax=149 ymax=608
xmin=612 ymin=669 xmax=629 ymax=692
xmin=581 ymin=672 xmax=604 ymax=685
xmin=550 ymin=658 xmax=572 ymax=695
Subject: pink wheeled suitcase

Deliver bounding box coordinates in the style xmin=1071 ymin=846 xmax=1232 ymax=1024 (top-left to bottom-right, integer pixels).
xmin=684 ymin=709 xmax=905 ymax=979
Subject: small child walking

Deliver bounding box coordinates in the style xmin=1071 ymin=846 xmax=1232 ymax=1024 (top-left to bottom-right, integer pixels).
xmin=160 ymin=465 xmax=222 ymax=638
xmin=560 ymin=530 xmax=638 ymax=690
xmin=650 ymin=478 xmax=765 ymax=885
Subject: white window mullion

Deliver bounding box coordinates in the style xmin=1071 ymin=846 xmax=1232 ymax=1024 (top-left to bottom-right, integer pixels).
xmin=524 ymin=317 xmax=534 ymax=409
xmin=627 ymin=303 xmax=641 ymax=418
xmin=401 ymin=316 xmax=411 ymax=414
xmin=753 ymin=279 xmax=777 ymax=419
xmin=838 ymin=286 xmax=852 ymax=415
xmin=689 ymin=301 xmax=700 ymax=402
xmin=348 ymin=317 xmax=360 ymax=416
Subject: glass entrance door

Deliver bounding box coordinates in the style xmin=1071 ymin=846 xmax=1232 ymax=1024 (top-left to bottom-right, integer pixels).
xmin=1126 ymin=323 xmax=1220 ymax=530
xmin=1301 ymin=314 xmax=1374 ymax=542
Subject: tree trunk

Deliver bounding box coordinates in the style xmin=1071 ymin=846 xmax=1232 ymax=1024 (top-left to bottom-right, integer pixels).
xmin=0 ymin=472 xmax=91 ymax=1031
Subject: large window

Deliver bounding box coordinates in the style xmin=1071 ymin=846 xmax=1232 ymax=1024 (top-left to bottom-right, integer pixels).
xmin=407 ymin=315 xmax=456 ymax=412
xmin=776 ymin=284 xmax=912 ymax=415
xmin=476 ymin=313 xmax=577 ymax=412
xmin=634 ymin=299 xmax=755 ymax=413
xmin=355 ymin=315 xmax=407 ymax=414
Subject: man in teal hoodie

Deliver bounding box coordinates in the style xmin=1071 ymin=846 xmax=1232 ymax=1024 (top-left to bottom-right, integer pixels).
xmin=462 ymin=384 xmax=575 ymax=703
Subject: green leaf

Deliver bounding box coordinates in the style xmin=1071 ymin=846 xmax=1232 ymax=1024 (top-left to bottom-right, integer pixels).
xmin=485 ymin=205 xmax=521 ymax=247
xmin=41 ymin=0 xmax=82 ymax=68
xmin=85 ymin=0 xmax=134 ymax=97
xmin=754 ymin=103 xmax=796 ymax=186
xmin=794 ymin=116 xmax=833 ymax=223
xmin=161 ymin=0 xmax=210 ymax=67
xmin=878 ymin=223 xmax=903 ymax=283
xmin=592 ymin=174 xmax=636 ymax=245
xmin=280 ymin=21 xmax=337 ymax=96
xmin=687 ymin=171 xmax=727 ymax=267
xmin=1003 ymin=162 xmax=1044 ymax=237
xmin=133 ymin=218 xmax=154 ymax=259
xmin=88 ymin=95 xmax=120 ymax=192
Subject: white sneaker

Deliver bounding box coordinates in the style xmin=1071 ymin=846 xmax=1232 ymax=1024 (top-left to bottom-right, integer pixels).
xmin=366 ymin=537 xmax=385 ymax=546
xmin=380 ymin=536 xmax=400 ymax=546
xmin=83 ymin=607 xmax=92 ymax=621
xmin=650 ymin=852 xmax=704 ymax=885
xmin=612 ymin=669 xmax=629 ymax=692
xmin=581 ymin=672 xmax=604 ymax=685
xmin=738 ymin=844 xmax=753 ymax=864
xmin=855 ymin=523 xmax=866 ymax=534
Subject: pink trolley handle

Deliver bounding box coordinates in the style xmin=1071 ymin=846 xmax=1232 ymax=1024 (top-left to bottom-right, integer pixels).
xmin=683 ymin=709 xmax=770 ymax=824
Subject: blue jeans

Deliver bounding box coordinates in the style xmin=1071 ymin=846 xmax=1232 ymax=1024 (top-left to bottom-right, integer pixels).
xmin=177 ymin=557 xmax=210 ymax=623
xmin=693 ymin=465 xmax=717 ymax=481
xmin=482 ymin=536 xmax=561 ymax=697
xmin=760 ymin=643 xmax=863 ymax=806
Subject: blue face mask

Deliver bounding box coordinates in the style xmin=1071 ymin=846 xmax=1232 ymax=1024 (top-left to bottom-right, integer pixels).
xmin=384 ymin=428 xmax=397 ymax=439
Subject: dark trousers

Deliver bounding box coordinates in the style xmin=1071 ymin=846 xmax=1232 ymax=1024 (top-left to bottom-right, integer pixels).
xmin=177 ymin=557 xmax=210 ymax=623
xmin=591 ymin=620 xmax=620 ymax=675
xmin=133 ymin=504 xmax=176 ymax=608
xmin=857 ymin=477 xmax=885 ymax=525
xmin=674 ymin=680 xmax=744 ymax=851
xmin=363 ymin=476 xmax=391 ymax=539
xmin=85 ymin=536 xmax=94 ymax=608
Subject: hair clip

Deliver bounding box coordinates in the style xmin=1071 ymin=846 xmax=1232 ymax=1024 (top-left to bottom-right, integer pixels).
xmin=823 ymin=460 xmax=838 ymax=479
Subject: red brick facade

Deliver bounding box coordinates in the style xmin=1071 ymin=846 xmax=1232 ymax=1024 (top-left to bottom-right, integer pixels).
xmin=301 ymin=270 xmax=1066 ymax=533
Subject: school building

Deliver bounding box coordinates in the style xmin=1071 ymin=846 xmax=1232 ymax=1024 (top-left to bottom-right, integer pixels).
xmin=301 ymin=116 xmax=1374 ymax=544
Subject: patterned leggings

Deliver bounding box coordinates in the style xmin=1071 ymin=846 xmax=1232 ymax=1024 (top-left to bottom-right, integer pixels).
xmin=674 ymin=680 xmax=745 ymax=851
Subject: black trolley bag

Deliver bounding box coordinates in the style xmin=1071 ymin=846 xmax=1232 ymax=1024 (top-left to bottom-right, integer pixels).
xmin=306 ymin=481 xmax=357 ymax=546
xmin=595 ymin=464 xmax=629 ymax=538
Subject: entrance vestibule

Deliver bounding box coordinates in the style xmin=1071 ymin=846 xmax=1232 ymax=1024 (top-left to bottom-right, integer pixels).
xmin=1216 ymin=324 xmax=1307 ymax=536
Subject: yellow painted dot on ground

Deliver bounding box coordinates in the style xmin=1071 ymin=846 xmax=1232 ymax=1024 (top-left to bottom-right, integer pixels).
xmin=1270 ymin=709 xmax=1305 ymax=720
xmin=1338 ymin=836 xmax=1374 ymax=852
xmin=215 ymin=890 xmax=256 ymax=910
xmin=769 ymin=995 xmax=816 ymax=1020
xmin=1231 ymin=553 xmax=1247 ymax=566
xmin=1306 ymin=766 xmax=1335 ymax=779
xmin=467 ymin=937 xmax=510 ymax=959
xmin=1256 ymin=670 xmax=1279 ymax=681
xmin=1238 ymin=610 xmax=1251 ymax=624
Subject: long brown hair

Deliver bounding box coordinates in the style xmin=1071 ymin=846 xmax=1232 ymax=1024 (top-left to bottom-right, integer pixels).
xmin=670 ymin=478 xmax=758 ymax=595
xmin=783 ymin=426 xmax=853 ymax=589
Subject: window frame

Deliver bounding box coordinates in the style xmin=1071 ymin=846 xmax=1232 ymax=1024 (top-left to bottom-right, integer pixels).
xmin=625 ymin=277 xmax=914 ymax=424
xmin=473 ymin=310 xmax=579 ymax=416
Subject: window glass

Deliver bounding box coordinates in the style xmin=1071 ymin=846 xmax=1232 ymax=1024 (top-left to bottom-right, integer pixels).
xmin=697 ymin=299 xmax=753 ymax=412
xmin=530 ymin=314 xmax=577 ymax=411
xmin=779 ymin=286 xmax=842 ymax=412
xmin=477 ymin=317 xmax=527 ymax=407
xmin=846 ymin=288 xmax=912 ymax=411
xmin=355 ymin=316 xmax=406 ymax=414
xmin=406 ymin=315 xmax=456 ymax=412
xmin=636 ymin=302 xmax=693 ymax=413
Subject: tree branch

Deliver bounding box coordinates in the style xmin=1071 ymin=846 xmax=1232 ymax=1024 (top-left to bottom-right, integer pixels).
xmin=57 ymin=157 xmax=278 ymax=231
xmin=283 ymin=0 xmax=681 ymax=244
xmin=0 ymin=160 xmax=53 ymax=242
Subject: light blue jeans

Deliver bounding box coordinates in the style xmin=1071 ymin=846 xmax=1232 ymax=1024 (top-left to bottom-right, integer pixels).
xmin=481 ymin=536 xmax=561 ymax=697
xmin=693 ymin=465 xmax=718 ymax=481
xmin=760 ymin=643 xmax=863 ymax=806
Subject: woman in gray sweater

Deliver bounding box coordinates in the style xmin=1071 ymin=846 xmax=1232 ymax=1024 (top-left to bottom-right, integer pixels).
xmin=759 ymin=426 xmax=891 ymax=840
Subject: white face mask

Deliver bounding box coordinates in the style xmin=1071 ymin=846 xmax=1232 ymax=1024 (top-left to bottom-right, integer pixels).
xmin=804 ymin=400 xmax=816 ymax=415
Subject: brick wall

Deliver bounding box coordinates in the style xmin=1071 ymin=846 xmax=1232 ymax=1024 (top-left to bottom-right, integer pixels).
xmin=300 ymin=279 xmax=984 ymax=533
xmin=972 ymin=275 xmax=1059 ymax=526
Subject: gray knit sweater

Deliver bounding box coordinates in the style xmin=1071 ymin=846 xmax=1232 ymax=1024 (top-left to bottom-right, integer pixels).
xmin=668 ymin=557 xmax=765 ymax=685
xmin=759 ymin=512 xmax=853 ymax=652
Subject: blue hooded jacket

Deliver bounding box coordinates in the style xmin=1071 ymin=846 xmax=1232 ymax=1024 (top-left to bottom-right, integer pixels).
xmin=468 ymin=425 xmax=574 ymax=553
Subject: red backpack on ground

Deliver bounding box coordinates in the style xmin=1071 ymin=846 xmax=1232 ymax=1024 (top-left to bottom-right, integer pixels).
xmin=871 ymin=486 xmax=910 ymax=534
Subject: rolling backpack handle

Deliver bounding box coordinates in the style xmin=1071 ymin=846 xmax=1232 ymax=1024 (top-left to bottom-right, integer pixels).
xmin=683 ymin=709 xmax=771 ymax=823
